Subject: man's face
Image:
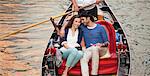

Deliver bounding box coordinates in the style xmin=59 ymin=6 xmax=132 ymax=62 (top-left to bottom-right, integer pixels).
xmin=80 ymin=17 xmax=89 ymax=26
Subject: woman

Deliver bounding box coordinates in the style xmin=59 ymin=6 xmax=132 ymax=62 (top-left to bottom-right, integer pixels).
xmin=60 ymin=15 xmax=83 ymax=76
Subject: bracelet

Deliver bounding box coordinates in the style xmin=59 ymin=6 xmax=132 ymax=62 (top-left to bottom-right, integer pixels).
xmin=102 ymin=43 xmax=108 ymax=47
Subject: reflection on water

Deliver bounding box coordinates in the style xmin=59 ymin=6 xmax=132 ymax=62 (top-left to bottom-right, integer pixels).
xmin=0 ymin=0 xmax=69 ymax=75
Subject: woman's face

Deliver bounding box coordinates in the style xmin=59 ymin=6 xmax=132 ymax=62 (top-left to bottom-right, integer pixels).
xmin=73 ymin=18 xmax=81 ymax=29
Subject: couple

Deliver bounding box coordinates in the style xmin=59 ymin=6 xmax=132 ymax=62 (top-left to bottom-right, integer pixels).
xmin=59 ymin=13 xmax=109 ymax=76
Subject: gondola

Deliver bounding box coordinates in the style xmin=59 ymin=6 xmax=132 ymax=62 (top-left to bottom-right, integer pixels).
xmin=42 ymin=1 xmax=130 ymax=76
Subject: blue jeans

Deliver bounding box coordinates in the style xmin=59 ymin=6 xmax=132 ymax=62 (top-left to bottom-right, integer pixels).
xmin=60 ymin=48 xmax=83 ymax=67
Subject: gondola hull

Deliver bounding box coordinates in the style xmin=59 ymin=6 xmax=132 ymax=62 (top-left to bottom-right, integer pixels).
xmin=42 ymin=1 xmax=130 ymax=76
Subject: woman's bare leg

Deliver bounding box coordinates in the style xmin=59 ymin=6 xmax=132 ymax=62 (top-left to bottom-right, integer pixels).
xmin=62 ymin=66 xmax=69 ymax=76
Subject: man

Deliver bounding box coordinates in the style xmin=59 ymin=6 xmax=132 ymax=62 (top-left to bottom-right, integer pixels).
xmin=79 ymin=13 xmax=109 ymax=76
xmin=71 ymin=0 xmax=101 ymax=19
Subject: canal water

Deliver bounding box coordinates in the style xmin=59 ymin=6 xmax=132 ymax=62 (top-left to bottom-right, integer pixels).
xmin=0 ymin=0 xmax=69 ymax=76
xmin=1 ymin=0 xmax=150 ymax=76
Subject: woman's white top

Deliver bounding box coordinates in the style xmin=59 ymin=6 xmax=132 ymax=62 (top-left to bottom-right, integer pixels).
xmin=67 ymin=29 xmax=79 ymax=47
xmin=60 ymin=29 xmax=80 ymax=51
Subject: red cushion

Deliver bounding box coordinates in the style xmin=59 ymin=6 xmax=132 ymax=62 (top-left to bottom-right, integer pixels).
xmin=96 ymin=20 xmax=116 ymax=54
xmin=58 ymin=20 xmax=118 ymax=75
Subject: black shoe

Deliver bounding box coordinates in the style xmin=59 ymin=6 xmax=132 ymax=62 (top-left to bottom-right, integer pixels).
xmin=91 ymin=75 xmax=98 ymax=76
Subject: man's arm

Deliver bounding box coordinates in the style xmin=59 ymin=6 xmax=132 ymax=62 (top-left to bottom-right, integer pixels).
xmin=101 ymin=26 xmax=108 ymax=42
xmin=96 ymin=25 xmax=109 ymax=47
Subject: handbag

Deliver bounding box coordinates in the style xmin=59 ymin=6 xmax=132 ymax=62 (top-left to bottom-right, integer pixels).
xmin=55 ymin=49 xmax=63 ymax=67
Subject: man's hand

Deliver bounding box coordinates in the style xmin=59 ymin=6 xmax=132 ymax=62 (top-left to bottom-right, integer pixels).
xmin=97 ymin=42 xmax=109 ymax=47
xmin=90 ymin=43 xmax=102 ymax=47
xmin=96 ymin=43 xmax=103 ymax=47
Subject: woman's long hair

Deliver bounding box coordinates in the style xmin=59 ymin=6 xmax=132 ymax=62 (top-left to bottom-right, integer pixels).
xmin=65 ymin=15 xmax=80 ymax=29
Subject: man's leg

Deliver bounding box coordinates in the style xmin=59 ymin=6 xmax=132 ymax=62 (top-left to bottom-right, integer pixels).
xmin=91 ymin=46 xmax=100 ymax=75
xmin=80 ymin=48 xmax=92 ymax=76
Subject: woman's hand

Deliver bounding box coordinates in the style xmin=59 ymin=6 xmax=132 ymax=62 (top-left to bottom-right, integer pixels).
xmin=96 ymin=0 xmax=101 ymax=4
xmin=82 ymin=47 xmax=86 ymax=51
xmin=74 ymin=5 xmax=79 ymax=12
xmin=63 ymin=43 xmax=70 ymax=49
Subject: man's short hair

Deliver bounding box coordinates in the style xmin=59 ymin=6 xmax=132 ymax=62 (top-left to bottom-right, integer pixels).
xmin=79 ymin=11 xmax=95 ymax=22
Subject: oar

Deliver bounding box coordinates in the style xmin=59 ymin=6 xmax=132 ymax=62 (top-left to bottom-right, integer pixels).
xmin=0 ymin=3 xmax=96 ymax=40
xmin=0 ymin=20 xmax=50 ymax=40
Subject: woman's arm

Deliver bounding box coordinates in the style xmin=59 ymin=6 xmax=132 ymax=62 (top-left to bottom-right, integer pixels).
xmin=50 ymin=18 xmax=60 ymax=35
xmin=60 ymin=23 xmax=67 ymax=37
xmin=60 ymin=14 xmax=73 ymax=37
